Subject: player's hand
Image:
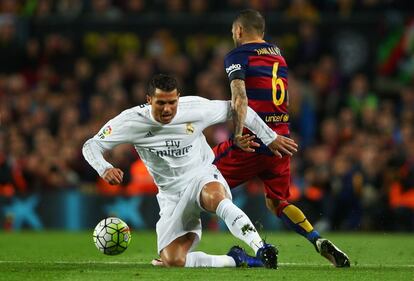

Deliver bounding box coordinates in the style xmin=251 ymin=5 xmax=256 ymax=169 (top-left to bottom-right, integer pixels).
xmin=234 ymin=134 xmax=260 ymax=153
xmin=267 ymin=135 xmax=298 ymax=158
xmin=102 ymin=168 xmax=124 ymax=185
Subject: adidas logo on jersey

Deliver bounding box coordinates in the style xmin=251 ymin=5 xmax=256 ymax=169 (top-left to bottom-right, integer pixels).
xmin=145 ymin=131 xmax=154 ymax=138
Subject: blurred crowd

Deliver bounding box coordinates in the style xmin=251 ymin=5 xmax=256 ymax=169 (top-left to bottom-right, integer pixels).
xmin=1 ymin=0 xmax=414 ymax=231
xmin=0 ymin=0 xmax=413 ymax=19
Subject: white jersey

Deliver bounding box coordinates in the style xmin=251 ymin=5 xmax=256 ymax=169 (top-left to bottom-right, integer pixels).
xmin=82 ymin=96 xmax=276 ymax=194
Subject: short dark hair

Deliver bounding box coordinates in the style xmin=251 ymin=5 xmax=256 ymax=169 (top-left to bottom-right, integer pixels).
xmin=147 ymin=74 xmax=178 ymax=96
xmin=234 ymin=9 xmax=265 ymax=36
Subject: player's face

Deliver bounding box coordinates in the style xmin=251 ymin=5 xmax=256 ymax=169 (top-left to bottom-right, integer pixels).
xmin=232 ymin=22 xmax=242 ymax=47
xmin=147 ymin=88 xmax=180 ymax=124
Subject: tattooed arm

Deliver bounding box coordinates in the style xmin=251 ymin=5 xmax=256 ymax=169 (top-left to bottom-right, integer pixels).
xmin=230 ymin=79 xmax=248 ymax=137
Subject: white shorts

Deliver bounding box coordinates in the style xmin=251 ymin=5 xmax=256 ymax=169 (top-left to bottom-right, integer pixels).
xmin=155 ymin=164 xmax=232 ymax=254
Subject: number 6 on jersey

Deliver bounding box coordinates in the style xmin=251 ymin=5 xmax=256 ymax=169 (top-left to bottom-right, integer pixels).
xmin=271 ymin=62 xmax=286 ymax=106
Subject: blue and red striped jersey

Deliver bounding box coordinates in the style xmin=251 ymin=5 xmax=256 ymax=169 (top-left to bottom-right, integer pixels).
xmin=224 ymin=42 xmax=289 ymax=135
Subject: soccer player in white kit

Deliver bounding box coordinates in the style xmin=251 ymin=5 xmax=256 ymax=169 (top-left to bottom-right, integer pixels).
xmin=83 ymin=74 xmax=298 ymax=268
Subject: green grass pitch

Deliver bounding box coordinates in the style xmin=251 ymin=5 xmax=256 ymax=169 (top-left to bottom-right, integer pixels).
xmin=0 ymin=231 xmax=413 ymax=281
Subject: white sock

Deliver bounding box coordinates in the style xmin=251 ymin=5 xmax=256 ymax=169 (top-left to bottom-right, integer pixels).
xmin=216 ymin=198 xmax=264 ymax=254
xmin=184 ymin=251 xmax=236 ymax=267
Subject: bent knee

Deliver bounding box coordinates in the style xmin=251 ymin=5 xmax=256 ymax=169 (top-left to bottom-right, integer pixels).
xmin=265 ymin=198 xmax=289 ymax=216
xmin=265 ymin=198 xmax=280 ymax=211
xmin=201 ymin=183 xmax=229 ymax=212
xmin=161 ymin=255 xmax=186 ymax=267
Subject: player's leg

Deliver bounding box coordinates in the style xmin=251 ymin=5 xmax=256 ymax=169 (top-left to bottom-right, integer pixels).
xmin=200 ymin=181 xmax=277 ymax=268
xmin=265 ymin=197 xmax=321 ymax=245
xmin=262 ymin=155 xmax=321 ymax=242
xmin=262 ymin=156 xmax=350 ymax=267
xmin=154 ymin=233 xmax=253 ymax=268
xmin=200 ymin=181 xmax=264 ymax=254
xmin=212 ymin=142 xmax=262 ymax=248
xmin=153 ymin=172 xmax=240 ymax=268
xmin=160 ymin=232 xmax=236 ymax=268
xmin=160 ymin=232 xmax=196 ymax=267
xmin=266 ymin=197 xmax=350 ymax=267
xmin=151 ymin=180 xmax=264 ymax=268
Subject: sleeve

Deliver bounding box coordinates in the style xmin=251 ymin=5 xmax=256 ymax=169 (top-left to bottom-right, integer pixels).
xmin=82 ymin=139 xmax=113 ymax=177
xmin=198 ymin=99 xmax=232 ymax=127
xmin=244 ymin=106 xmax=277 ymax=145
xmin=224 ymin=51 xmax=248 ymax=81
xmin=200 ymin=100 xmax=277 ymax=145
xmin=82 ymin=111 xmax=139 ymax=177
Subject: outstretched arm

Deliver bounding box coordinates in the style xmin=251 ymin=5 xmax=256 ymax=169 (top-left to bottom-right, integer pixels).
xmin=200 ymin=99 xmax=298 ymax=157
xmin=230 ymin=79 xmax=248 ymax=137
xmin=267 ymin=135 xmax=298 ymax=158
xmin=243 ymin=107 xmax=298 ymax=157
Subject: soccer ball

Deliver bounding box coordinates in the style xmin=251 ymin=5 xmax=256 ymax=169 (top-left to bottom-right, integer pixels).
xmin=93 ymin=217 xmax=131 ymax=255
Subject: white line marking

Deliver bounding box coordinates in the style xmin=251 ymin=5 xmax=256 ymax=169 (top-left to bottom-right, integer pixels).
xmin=280 ymin=262 xmax=414 ymax=268
xmin=0 ymin=261 xmax=413 ymax=268
xmin=0 ymin=260 xmax=147 ymax=265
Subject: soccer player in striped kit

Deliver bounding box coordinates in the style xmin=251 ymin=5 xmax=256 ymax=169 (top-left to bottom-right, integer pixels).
xmin=213 ymin=9 xmax=350 ymax=267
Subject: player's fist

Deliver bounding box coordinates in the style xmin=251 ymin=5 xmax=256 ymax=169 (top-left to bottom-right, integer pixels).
xmin=102 ymin=168 xmax=124 ymax=185
xmin=267 ymin=135 xmax=298 ymax=158
xmin=234 ymin=134 xmax=260 ymax=152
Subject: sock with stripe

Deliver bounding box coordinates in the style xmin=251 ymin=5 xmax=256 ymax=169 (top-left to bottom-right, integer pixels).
xmin=277 ymin=202 xmax=321 ymax=244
